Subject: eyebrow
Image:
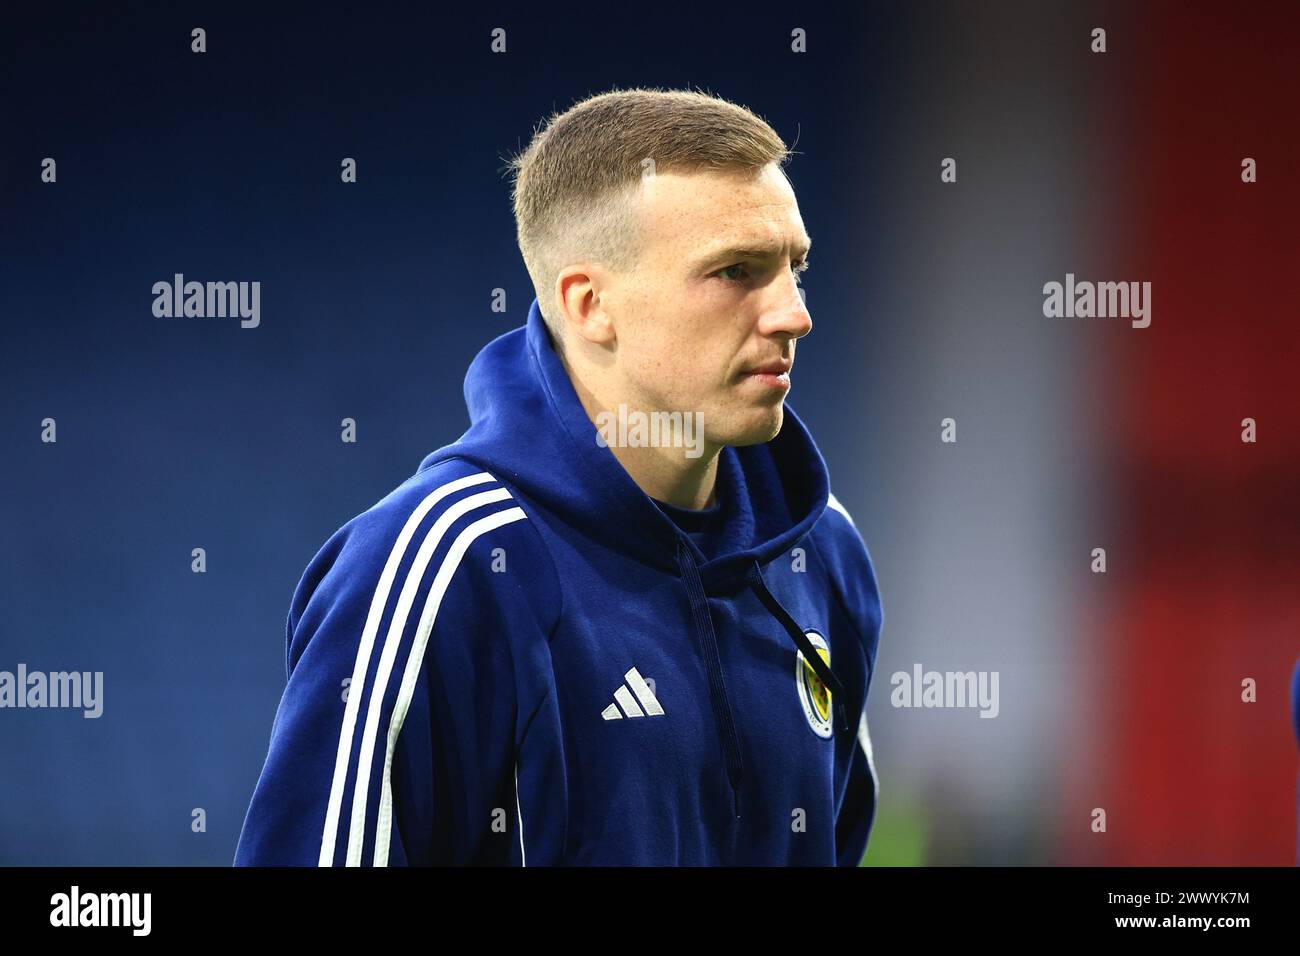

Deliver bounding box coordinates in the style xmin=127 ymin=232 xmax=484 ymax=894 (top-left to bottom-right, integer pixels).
xmin=690 ymin=237 xmax=812 ymax=272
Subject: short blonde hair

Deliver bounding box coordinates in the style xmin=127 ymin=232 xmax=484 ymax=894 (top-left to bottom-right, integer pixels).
xmin=503 ymin=86 xmax=791 ymax=347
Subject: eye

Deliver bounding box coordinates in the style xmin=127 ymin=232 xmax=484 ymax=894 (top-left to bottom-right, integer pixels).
xmin=714 ymin=258 xmax=810 ymax=284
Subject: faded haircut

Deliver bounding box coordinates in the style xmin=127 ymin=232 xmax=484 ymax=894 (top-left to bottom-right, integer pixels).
xmin=503 ymin=86 xmax=791 ymax=350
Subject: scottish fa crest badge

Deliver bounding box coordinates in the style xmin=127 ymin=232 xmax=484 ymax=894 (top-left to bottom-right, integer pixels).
xmin=795 ymin=630 xmax=833 ymax=738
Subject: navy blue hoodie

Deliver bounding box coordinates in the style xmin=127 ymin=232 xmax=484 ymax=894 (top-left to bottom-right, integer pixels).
xmin=234 ymin=296 xmax=884 ymax=866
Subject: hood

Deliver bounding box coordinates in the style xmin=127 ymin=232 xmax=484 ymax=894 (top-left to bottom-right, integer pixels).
xmin=424 ymin=296 xmax=831 ymax=592
xmin=419 ymin=296 xmax=850 ymax=817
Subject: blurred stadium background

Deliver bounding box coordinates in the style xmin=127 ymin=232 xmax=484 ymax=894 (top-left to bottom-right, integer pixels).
xmin=1 ymin=1 xmax=1296 ymax=865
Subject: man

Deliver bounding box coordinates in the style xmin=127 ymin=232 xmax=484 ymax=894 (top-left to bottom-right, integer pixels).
xmin=234 ymin=87 xmax=884 ymax=866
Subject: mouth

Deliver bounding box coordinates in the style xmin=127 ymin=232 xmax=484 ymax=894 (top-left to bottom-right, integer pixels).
xmin=740 ymin=360 xmax=792 ymax=390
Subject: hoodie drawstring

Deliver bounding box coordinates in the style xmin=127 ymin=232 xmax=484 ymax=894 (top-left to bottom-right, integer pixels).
xmin=675 ymin=538 xmax=745 ymax=819
xmin=747 ymin=560 xmax=851 ymax=736
xmin=674 ymin=540 xmax=853 ymax=822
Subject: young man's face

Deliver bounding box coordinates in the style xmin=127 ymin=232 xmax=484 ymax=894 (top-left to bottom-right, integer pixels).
xmin=603 ymin=162 xmax=814 ymax=451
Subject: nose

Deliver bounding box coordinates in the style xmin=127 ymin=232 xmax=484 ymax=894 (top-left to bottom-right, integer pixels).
xmin=758 ymin=280 xmax=813 ymax=341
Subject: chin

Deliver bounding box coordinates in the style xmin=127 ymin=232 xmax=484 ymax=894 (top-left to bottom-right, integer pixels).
xmin=720 ymin=405 xmax=784 ymax=447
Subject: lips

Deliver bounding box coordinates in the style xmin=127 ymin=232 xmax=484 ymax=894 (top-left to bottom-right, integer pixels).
xmin=741 ymin=360 xmax=793 ymax=389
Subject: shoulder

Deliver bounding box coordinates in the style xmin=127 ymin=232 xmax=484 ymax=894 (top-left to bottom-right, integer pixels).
xmin=287 ymin=457 xmax=561 ymax=668
xmin=808 ymin=491 xmax=884 ymax=658
xmin=809 ymin=492 xmax=874 ymax=570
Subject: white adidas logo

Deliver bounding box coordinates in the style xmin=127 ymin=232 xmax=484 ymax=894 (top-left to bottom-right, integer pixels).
xmin=601 ymin=667 xmax=665 ymax=720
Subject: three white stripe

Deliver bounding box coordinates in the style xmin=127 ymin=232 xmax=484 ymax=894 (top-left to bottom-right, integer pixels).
xmin=858 ymin=708 xmax=879 ymax=808
xmin=318 ymin=471 xmax=525 ymax=866
xmin=601 ymin=666 xmax=664 ymax=720
xmin=514 ymin=760 xmax=526 ymax=867
xmin=369 ymin=504 xmax=526 ymax=865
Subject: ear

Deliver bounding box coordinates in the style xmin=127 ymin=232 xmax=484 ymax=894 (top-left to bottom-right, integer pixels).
xmin=556 ymin=266 xmax=616 ymax=347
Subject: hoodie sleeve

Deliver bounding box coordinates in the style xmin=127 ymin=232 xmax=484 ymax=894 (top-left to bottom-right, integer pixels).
xmin=835 ymin=710 xmax=881 ymax=866
xmin=234 ymin=462 xmax=560 ymax=866
xmin=813 ymin=492 xmax=885 ymax=867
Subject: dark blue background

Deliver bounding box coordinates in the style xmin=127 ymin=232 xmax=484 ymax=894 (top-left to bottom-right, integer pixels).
xmin=1 ymin=2 xmax=896 ymax=863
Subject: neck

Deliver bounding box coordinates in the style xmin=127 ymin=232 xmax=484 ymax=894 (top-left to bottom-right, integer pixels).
xmin=564 ymin=356 xmax=720 ymax=510
xmin=619 ymin=442 xmax=720 ymax=510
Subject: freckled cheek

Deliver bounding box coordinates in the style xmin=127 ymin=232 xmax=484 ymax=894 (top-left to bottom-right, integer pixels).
xmin=641 ymin=316 xmax=733 ymax=405
xmin=695 ymin=352 xmax=738 ymax=408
